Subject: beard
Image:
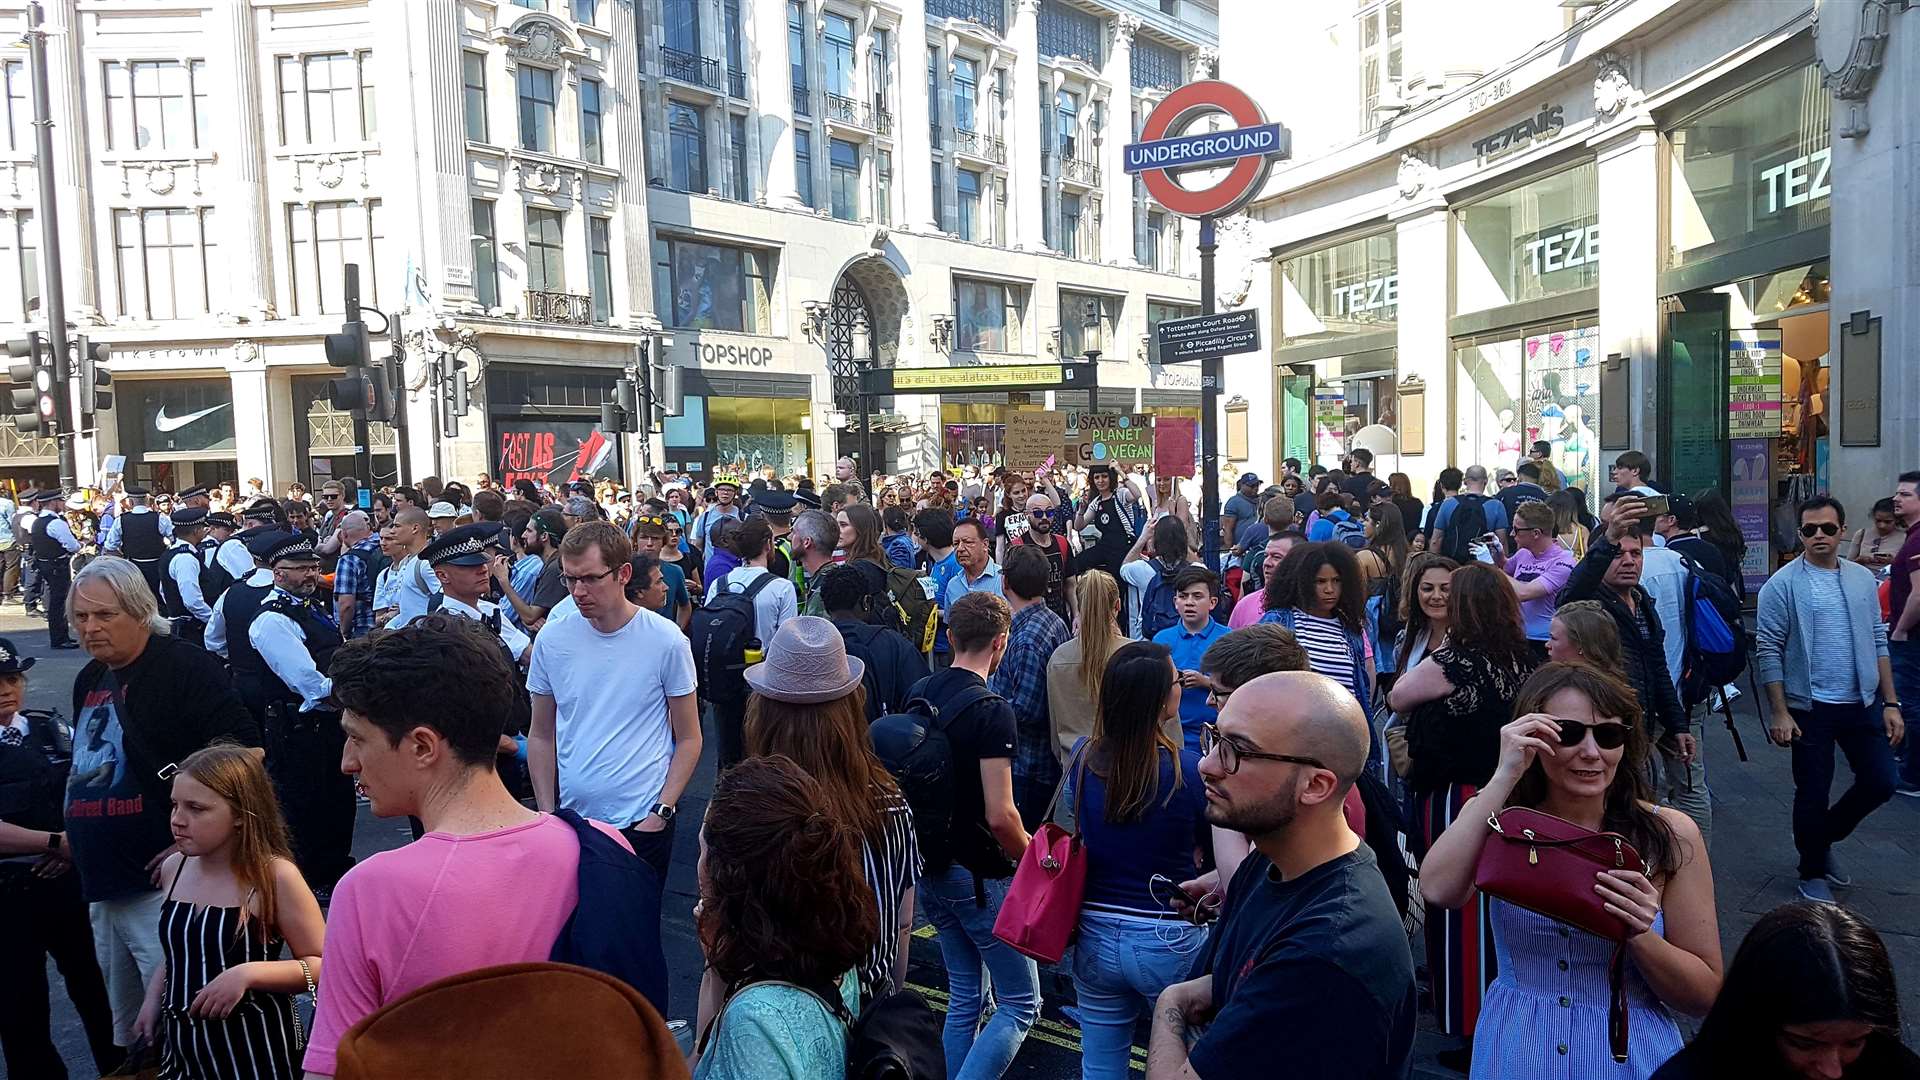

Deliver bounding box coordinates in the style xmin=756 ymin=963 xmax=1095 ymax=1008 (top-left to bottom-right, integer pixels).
xmin=1205 ymin=769 xmax=1302 ymax=838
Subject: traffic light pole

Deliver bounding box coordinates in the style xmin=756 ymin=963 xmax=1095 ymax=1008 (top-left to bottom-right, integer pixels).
xmin=388 ymin=313 xmax=411 ymax=487
xmin=342 ymin=268 xmax=372 ymax=487
xmin=28 ymin=2 xmax=75 ymax=490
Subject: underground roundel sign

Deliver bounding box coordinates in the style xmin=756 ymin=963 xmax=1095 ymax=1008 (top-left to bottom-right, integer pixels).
xmin=1124 ymin=80 xmax=1288 ymax=218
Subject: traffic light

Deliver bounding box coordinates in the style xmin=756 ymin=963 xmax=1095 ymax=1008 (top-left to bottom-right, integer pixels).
xmin=326 ymin=310 xmax=373 ymax=415
xmin=605 ymin=377 xmax=639 ymax=434
xmin=5 ymin=332 xmax=47 ymax=434
xmin=437 ymin=354 xmax=471 ymax=438
xmin=328 ymin=371 xmax=377 ymax=414
xmin=74 ymin=335 xmax=111 ymax=422
xmin=648 ymin=356 xmax=681 ymax=433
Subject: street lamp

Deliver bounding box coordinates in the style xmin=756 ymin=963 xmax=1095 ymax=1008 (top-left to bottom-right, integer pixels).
xmin=1081 ymin=298 xmax=1103 ymax=412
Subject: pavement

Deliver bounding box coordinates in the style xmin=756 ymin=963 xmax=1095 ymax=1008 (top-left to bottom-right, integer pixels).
xmin=18 ymin=601 xmax=1920 ymax=1078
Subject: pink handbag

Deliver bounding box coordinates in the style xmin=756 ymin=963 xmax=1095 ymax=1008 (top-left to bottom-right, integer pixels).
xmin=991 ymin=744 xmax=1089 ymax=963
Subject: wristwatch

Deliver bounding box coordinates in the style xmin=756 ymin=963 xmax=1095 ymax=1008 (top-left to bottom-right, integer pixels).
xmin=1886 ymin=702 xmax=1903 ymax=710
xmin=47 ymin=830 xmax=62 ymax=853
xmin=650 ymin=802 xmax=677 ymax=822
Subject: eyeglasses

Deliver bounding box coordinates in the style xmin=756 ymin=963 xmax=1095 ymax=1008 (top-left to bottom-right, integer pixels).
xmin=1555 ymin=718 xmax=1629 ymax=750
xmin=1204 ymin=683 xmax=1233 ymax=709
xmin=560 ymin=567 xmax=620 ymax=589
xmin=1199 ymin=722 xmax=1326 ymax=775
xmin=1799 ymin=522 xmax=1841 ymax=538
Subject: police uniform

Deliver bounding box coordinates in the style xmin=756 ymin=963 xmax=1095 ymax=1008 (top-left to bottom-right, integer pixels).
xmin=27 ymin=491 xmax=81 ymax=649
xmin=159 ymin=507 xmax=215 ymax=648
xmin=0 ymin=640 xmax=119 ymax=1075
xmin=404 ymin=523 xmax=531 ymax=662
xmin=102 ymin=486 xmax=173 ymax=599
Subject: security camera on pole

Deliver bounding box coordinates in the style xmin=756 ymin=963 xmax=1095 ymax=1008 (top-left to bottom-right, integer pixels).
xmin=1124 ymin=80 xmax=1287 ymax=572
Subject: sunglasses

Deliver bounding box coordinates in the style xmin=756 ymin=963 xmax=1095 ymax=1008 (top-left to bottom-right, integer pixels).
xmin=1556 ymin=718 xmax=1629 ymax=750
xmin=1799 ymin=522 xmax=1841 ymax=538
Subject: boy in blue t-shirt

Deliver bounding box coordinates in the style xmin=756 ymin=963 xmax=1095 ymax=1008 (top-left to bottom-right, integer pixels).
xmin=1152 ymin=565 xmax=1230 ymax=753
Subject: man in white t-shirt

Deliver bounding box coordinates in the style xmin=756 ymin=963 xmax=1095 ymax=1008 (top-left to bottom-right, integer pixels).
xmin=527 ymin=521 xmax=700 ymax=894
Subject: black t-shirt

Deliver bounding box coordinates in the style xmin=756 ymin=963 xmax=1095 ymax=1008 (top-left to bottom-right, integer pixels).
xmin=1495 ymin=482 xmax=1549 ymax=523
xmin=530 ymin=554 xmax=569 ymax=612
xmin=913 ymin=666 xmax=1017 ymax=878
xmin=1340 ymin=473 xmax=1376 ymax=504
xmin=1189 ymin=845 xmax=1417 ymax=1080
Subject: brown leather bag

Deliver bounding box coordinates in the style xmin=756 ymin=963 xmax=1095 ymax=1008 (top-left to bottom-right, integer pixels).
xmin=333 ymin=962 xmax=688 ymax=1080
xmin=1473 ymin=807 xmax=1647 ymax=1065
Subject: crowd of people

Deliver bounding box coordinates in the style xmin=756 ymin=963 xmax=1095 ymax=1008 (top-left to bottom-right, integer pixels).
xmin=1 ymin=450 xmax=1917 ymax=1080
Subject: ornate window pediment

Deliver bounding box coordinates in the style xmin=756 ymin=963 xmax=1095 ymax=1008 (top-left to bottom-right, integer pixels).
xmin=493 ymin=13 xmax=590 ymax=70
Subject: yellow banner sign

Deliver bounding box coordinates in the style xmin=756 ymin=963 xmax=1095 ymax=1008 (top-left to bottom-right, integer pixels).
xmin=890 ymin=364 xmax=1065 ymax=391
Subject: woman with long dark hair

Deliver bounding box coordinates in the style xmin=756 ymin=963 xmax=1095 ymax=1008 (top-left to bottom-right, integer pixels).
xmin=1689 ymin=488 xmax=1749 ymax=599
xmin=1653 ymin=902 xmax=1916 ymax=1080
xmin=1421 ymin=663 xmax=1722 ymax=1079
xmin=1394 ymin=552 xmax=1460 ymax=675
xmin=1388 ymin=471 xmax=1424 ymax=539
xmin=1386 ymin=563 xmax=1540 ymax=1064
xmin=1063 ymin=641 xmax=1208 ymax=1080
xmin=693 ymin=756 xmax=878 ymax=1079
xmin=1259 ymin=542 xmax=1374 ymax=727
xmin=1362 ymin=503 xmax=1412 ymax=689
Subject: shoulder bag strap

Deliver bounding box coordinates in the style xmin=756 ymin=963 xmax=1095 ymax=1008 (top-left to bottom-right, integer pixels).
xmin=1043 ymin=737 xmax=1092 ymax=832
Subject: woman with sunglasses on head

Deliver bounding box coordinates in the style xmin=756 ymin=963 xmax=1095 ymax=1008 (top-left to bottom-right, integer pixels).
xmin=1652 ymin=901 xmax=1918 ymax=1080
xmin=1420 ymin=663 xmax=1722 ymax=1079
xmin=1386 ymin=562 xmax=1539 ymax=1068
xmin=1059 ymin=641 xmax=1209 ymax=1080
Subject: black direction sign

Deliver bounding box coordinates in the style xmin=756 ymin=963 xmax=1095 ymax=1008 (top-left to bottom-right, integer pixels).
xmin=1154 ymin=310 xmax=1261 ymax=363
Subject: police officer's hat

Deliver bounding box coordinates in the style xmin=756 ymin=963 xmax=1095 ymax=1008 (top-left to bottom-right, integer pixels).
xmin=421 ymin=522 xmax=496 ymax=568
xmin=31 ymin=489 xmax=64 ymax=505
xmin=177 ymin=486 xmax=209 ymax=500
xmin=170 ymin=506 xmax=210 ymax=527
xmin=124 ymin=484 xmax=151 ymax=498
xmin=247 ymin=529 xmax=318 ymax=565
xmin=793 ymin=488 xmax=822 ymax=510
xmin=0 ymin=636 xmax=37 ymax=675
xmin=204 ymin=511 xmax=237 ymax=530
xmin=754 ymin=490 xmax=798 ymax=515
xmin=241 ymin=498 xmax=281 ymax=522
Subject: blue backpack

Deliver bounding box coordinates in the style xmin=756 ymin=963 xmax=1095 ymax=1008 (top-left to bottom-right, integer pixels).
xmin=1140 ymin=561 xmax=1183 ymax=639
xmin=1674 ymin=551 xmax=1748 ymax=707
xmin=547 ymin=810 xmax=668 ymax=1012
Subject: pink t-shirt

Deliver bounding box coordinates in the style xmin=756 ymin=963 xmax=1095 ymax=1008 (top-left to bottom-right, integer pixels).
xmin=1228 ymin=589 xmax=1268 ymax=628
xmin=303 ymin=813 xmax=630 ymax=1076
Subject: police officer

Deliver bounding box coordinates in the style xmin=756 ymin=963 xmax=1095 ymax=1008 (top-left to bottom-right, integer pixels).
xmin=102 ymin=485 xmax=172 ymax=600
xmin=198 ymin=510 xmax=247 ymax=599
xmin=230 ymin=531 xmax=354 ymax=892
xmin=160 ymin=507 xmax=215 ymax=648
xmin=0 ymin=638 xmax=119 ymax=1077
xmin=28 ymin=490 xmax=81 ymax=649
xmin=405 ymin=522 xmax=531 ymax=663
xmin=176 ymin=485 xmax=210 ymax=511
xmin=16 ymin=489 xmax=42 ymax=617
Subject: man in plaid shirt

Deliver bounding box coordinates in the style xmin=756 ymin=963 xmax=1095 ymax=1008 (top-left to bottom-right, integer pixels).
xmin=990 ymin=545 xmax=1071 ymax=827
xmin=331 ymin=511 xmax=384 ymax=638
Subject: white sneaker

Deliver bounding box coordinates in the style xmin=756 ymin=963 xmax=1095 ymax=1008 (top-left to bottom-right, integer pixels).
xmin=1797 ymin=877 xmax=1837 ymax=904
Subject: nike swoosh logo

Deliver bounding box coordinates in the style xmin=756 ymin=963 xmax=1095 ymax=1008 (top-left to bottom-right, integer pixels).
xmin=154 ymin=402 xmax=230 ymax=433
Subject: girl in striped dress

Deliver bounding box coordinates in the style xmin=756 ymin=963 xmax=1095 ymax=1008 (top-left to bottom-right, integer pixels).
xmin=133 ymin=744 xmax=326 ymax=1080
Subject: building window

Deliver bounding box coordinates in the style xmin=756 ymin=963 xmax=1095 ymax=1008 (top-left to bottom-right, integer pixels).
xmin=517 ymin=65 xmax=557 ymax=153
xmin=728 ymin=112 xmax=750 ymax=201
xmin=277 ymin=51 xmax=376 ymax=146
xmin=788 ymin=2 xmax=807 ymax=98
xmin=579 ymin=77 xmax=605 ymax=164
xmin=876 ymin=149 xmax=892 ymax=226
xmin=795 ymin=129 xmax=814 ymax=208
xmin=1059 ymin=192 xmax=1082 ymax=258
xmin=571 ymin=0 xmax=598 ymax=25
xmin=102 ymin=60 xmax=208 ymax=151
xmin=471 ymin=198 xmax=499 ymax=309
xmin=525 ymin=207 xmax=566 ymax=293
xmin=1358 ymin=0 xmax=1402 ymax=133
xmin=824 ymin=13 xmax=856 ymax=98
xmin=954 ymin=277 xmax=1024 ymax=353
xmin=667 ymin=101 xmax=706 ymax=193
xmin=462 ymin=51 xmax=488 ymax=142
xmin=829 ymin=138 xmax=859 ymax=221
xmin=113 ymin=207 xmax=217 ymax=321
xmin=1037 ymin=0 xmax=1102 ymax=66
xmin=931 ymin=162 xmax=947 ymax=232
xmin=1055 ymin=89 xmax=1079 ymax=160
xmin=652 ymin=237 xmax=771 ymax=332
xmin=956 ymin=168 xmax=981 ymax=241
xmin=993 ymin=174 xmax=1008 ymax=246
xmin=1060 ymin=290 xmax=1116 ymax=358
xmin=870 ymin=28 xmax=890 ymax=118
xmin=725 ymin=0 xmax=746 ymax=93
xmin=0 ymin=210 xmax=37 ymax=320
xmin=588 ymin=216 xmax=613 ymax=324
xmin=287 ymin=199 xmax=386 ymax=315
xmin=952 ymin=55 xmax=977 ymax=133
xmin=665 ymin=0 xmax=701 ymax=55
xmin=927 ymin=49 xmax=940 ymax=136
xmin=1 ymin=62 xmax=28 ymax=152
xmin=1144 ymin=209 xmax=1165 ymax=270
xmin=1131 ymin=37 xmax=1181 ymax=92
xmin=1147 ymin=301 xmax=1200 ymax=364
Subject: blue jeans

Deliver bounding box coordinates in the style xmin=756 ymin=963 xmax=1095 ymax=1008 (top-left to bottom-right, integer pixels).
xmin=917 ymin=865 xmax=1039 ymax=1080
xmin=1891 ymin=640 xmax=1920 ymax=787
xmin=1790 ymin=700 xmax=1900 ymax=880
xmin=1070 ymin=911 xmax=1206 ymax=1080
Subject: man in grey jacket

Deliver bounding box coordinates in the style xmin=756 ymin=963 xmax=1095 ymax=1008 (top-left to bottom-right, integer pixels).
xmin=1755 ymin=494 xmax=1905 ymax=903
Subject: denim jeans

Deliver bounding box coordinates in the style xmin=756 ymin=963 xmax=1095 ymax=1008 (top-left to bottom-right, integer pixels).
xmin=1790 ymin=700 xmax=1900 ymax=880
xmin=1070 ymin=911 xmax=1206 ymax=1080
xmin=1891 ymin=640 xmax=1920 ymax=787
xmin=1655 ymin=737 xmax=1711 ymax=850
xmin=917 ymin=864 xmax=1039 ymax=1080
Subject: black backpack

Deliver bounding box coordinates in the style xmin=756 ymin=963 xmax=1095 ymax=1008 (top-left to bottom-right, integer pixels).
xmin=546 ymin=810 xmax=669 ymax=1013
xmin=869 ymin=681 xmax=1000 ymax=877
xmin=1140 ymin=561 xmax=1182 ymax=639
xmin=1438 ymin=493 xmax=1492 ymax=562
xmin=1674 ymin=551 xmax=1749 ymax=708
xmin=689 ymin=572 xmax=776 ymax=707
xmin=709 ymin=980 xmax=945 ymax=1080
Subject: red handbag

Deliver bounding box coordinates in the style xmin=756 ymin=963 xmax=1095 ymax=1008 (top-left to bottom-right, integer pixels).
xmin=992 ymin=745 xmax=1090 ymax=963
xmin=1473 ymin=806 xmax=1648 ymax=1065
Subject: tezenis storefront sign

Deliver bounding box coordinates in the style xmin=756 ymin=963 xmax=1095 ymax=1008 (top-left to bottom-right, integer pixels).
xmin=1473 ymin=104 xmax=1565 ymax=161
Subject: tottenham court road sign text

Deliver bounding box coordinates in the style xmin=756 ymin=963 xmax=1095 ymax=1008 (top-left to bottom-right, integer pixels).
xmin=1154 ymin=310 xmax=1262 ymax=364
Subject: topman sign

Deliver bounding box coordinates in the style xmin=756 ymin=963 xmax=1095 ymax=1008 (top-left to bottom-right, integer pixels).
xmin=1125 ymin=81 xmax=1289 ymax=219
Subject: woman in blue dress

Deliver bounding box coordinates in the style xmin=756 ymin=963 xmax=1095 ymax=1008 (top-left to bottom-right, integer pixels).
xmin=1418 ymin=662 xmax=1724 ymax=1079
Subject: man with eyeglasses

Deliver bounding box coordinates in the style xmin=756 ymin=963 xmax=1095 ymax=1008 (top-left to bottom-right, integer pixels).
xmin=1490 ymin=500 xmax=1575 ymax=657
xmin=1146 ymin=671 xmax=1416 ymax=1080
xmin=527 ymin=521 xmax=699 ymax=908
xmin=1756 ymin=495 xmax=1904 ymax=904
xmin=628 ymin=515 xmax=690 ymax=628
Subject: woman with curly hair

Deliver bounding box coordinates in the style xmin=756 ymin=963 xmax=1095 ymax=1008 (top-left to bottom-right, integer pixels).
xmin=1387 ymin=562 xmax=1541 ymax=1067
xmin=1259 ymin=542 xmax=1375 ymax=727
xmin=693 ymin=755 xmax=879 ymax=1079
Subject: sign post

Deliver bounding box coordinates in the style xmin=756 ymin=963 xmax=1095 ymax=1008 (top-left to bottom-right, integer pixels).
xmin=1126 ymin=80 xmax=1287 ymax=572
